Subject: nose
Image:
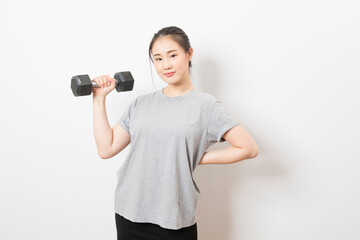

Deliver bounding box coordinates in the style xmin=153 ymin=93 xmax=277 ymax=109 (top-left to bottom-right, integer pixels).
xmin=163 ymin=58 xmax=172 ymax=70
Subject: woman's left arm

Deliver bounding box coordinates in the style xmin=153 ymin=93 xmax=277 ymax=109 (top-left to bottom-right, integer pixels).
xmin=199 ymin=125 xmax=258 ymax=165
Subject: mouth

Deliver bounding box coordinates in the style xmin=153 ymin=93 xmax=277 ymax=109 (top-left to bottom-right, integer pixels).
xmin=164 ymin=72 xmax=175 ymax=77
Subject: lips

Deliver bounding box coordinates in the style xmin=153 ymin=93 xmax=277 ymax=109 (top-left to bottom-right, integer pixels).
xmin=164 ymin=72 xmax=175 ymax=77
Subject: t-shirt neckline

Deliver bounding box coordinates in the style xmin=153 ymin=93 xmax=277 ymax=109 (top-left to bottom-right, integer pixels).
xmin=158 ymin=88 xmax=197 ymax=101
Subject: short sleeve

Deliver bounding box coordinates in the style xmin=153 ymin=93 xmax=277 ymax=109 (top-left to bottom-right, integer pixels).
xmin=207 ymin=99 xmax=240 ymax=143
xmin=117 ymin=97 xmax=138 ymax=136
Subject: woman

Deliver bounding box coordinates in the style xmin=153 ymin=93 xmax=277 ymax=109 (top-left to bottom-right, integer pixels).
xmin=92 ymin=26 xmax=258 ymax=240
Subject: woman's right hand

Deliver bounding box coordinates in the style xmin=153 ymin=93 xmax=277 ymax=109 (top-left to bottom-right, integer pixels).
xmin=92 ymin=75 xmax=116 ymax=98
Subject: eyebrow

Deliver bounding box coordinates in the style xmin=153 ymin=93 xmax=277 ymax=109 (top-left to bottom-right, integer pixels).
xmin=153 ymin=49 xmax=178 ymax=57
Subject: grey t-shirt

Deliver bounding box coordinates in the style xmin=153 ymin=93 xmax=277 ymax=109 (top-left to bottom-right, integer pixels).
xmin=115 ymin=88 xmax=240 ymax=230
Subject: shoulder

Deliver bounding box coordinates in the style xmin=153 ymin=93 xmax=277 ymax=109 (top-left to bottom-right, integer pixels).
xmin=192 ymin=89 xmax=219 ymax=109
xmin=130 ymin=90 xmax=157 ymax=106
xmin=182 ymin=88 xmax=214 ymax=102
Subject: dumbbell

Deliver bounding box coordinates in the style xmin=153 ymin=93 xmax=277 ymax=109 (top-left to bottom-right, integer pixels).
xmin=71 ymin=71 xmax=134 ymax=97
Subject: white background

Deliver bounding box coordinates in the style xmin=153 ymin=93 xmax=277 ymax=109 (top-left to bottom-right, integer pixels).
xmin=0 ymin=0 xmax=359 ymax=239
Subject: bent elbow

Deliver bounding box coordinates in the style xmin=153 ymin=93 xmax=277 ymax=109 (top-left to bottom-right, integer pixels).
xmin=98 ymin=151 xmax=110 ymax=159
xmin=247 ymin=145 xmax=259 ymax=159
xmin=251 ymin=150 xmax=258 ymax=158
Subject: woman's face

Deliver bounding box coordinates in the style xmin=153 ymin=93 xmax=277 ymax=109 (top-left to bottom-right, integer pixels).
xmin=151 ymin=36 xmax=193 ymax=85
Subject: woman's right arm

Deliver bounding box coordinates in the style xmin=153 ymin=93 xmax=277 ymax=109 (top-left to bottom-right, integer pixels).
xmin=92 ymin=75 xmax=131 ymax=159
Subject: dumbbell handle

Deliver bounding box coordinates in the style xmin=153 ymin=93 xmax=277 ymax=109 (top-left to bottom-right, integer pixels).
xmin=71 ymin=71 xmax=134 ymax=96
xmin=92 ymin=79 xmax=119 ymax=88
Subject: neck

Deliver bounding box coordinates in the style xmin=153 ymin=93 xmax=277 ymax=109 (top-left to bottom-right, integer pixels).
xmin=163 ymin=81 xmax=194 ymax=97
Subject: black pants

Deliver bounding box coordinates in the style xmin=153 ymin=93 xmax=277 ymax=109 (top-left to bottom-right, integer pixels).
xmin=115 ymin=213 xmax=198 ymax=240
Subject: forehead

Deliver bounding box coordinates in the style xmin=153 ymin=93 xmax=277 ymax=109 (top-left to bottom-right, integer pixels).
xmin=152 ymin=36 xmax=182 ymax=55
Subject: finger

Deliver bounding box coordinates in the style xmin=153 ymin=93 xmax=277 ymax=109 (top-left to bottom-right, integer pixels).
xmin=107 ymin=75 xmax=111 ymax=87
xmin=93 ymin=77 xmax=100 ymax=87
xmin=103 ymin=76 xmax=108 ymax=88
xmin=100 ymin=77 xmax=105 ymax=88
xmin=97 ymin=77 xmax=102 ymax=87
xmin=102 ymin=76 xmax=109 ymax=87
xmin=99 ymin=76 xmax=104 ymax=87
xmin=109 ymin=75 xmax=113 ymax=86
xmin=105 ymin=75 xmax=110 ymax=87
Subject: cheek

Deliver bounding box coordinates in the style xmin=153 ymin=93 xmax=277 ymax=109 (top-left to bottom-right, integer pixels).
xmin=154 ymin=64 xmax=161 ymax=73
xmin=176 ymin=57 xmax=187 ymax=69
xmin=176 ymin=61 xmax=187 ymax=72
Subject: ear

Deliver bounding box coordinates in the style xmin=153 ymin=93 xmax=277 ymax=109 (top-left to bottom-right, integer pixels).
xmin=187 ymin=47 xmax=194 ymax=62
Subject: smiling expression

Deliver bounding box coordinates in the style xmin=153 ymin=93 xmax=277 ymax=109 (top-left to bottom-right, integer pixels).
xmin=151 ymin=36 xmax=193 ymax=85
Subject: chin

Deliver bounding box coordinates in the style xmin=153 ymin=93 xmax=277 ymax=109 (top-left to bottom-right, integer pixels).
xmin=161 ymin=76 xmax=177 ymax=84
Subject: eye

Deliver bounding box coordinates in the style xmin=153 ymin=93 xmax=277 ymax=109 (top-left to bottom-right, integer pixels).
xmin=154 ymin=55 xmax=176 ymax=62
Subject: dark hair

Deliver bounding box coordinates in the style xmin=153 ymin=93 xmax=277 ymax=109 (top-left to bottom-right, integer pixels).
xmin=148 ymin=26 xmax=192 ymax=69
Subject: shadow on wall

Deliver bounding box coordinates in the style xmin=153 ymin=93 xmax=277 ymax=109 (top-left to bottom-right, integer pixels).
xmin=194 ymin=151 xmax=288 ymax=240
xmin=194 ymin=57 xmax=238 ymax=240
xmin=194 ymin=57 xmax=222 ymax=95
xmin=194 ymin=58 xmax=289 ymax=240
